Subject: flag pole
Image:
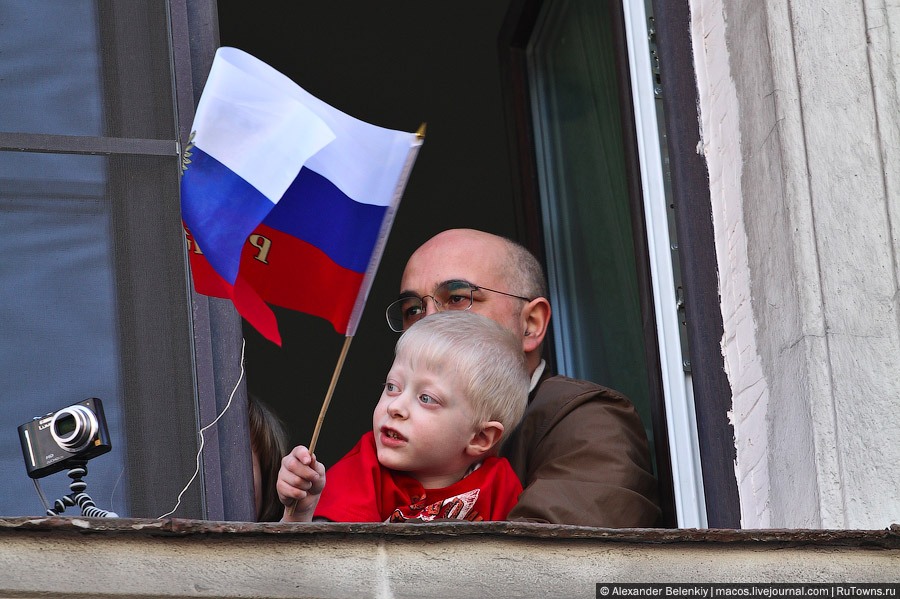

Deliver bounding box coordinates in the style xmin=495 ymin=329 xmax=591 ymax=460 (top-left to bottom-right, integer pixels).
xmin=307 ymin=123 xmax=424 ymax=453
xmin=285 ymin=335 xmax=352 ymax=517
xmin=309 ymin=122 xmax=424 ymax=452
xmin=286 ymin=123 xmax=425 ymax=517
xmin=308 ymin=335 xmax=353 ymax=454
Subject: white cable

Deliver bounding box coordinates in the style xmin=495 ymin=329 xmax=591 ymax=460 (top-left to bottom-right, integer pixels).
xmin=108 ymin=466 xmax=126 ymax=515
xmin=157 ymin=338 xmax=246 ymax=519
xmin=32 ymin=478 xmax=51 ymax=514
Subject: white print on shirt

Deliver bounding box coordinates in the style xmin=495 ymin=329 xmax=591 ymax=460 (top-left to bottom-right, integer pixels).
xmin=387 ymin=489 xmax=481 ymax=522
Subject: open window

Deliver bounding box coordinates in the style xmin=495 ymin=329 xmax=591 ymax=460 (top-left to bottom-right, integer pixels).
xmin=0 ymin=0 xmax=738 ymax=525
xmin=218 ymin=0 xmax=738 ymax=527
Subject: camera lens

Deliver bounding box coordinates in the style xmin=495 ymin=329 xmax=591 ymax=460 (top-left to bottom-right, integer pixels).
xmin=55 ymin=413 xmax=77 ymax=436
xmin=50 ymin=405 xmax=99 ymax=453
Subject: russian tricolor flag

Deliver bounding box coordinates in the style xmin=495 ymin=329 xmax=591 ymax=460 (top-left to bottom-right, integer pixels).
xmin=180 ymin=47 xmax=423 ymax=345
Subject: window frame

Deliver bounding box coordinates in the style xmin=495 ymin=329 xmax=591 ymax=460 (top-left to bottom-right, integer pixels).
xmin=647 ymin=0 xmax=740 ymax=528
xmin=499 ymin=0 xmax=679 ymax=527
xmin=181 ymin=0 xmax=741 ymax=526
xmin=173 ymin=0 xmax=255 ymax=522
xmin=499 ymin=0 xmax=741 ymax=527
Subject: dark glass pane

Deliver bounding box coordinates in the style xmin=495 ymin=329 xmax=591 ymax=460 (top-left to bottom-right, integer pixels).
xmin=0 ymin=150 xmax=200 ymax=518
xmin=0 ymin=152 xmax=123 ymax=515
xmin=529 ymin=2 xmax=655 ymax=454
xmin=0 ymin=0 xmax=174 ymax=139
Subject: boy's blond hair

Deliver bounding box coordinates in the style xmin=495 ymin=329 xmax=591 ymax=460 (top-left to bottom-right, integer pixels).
xmin=394 ymin=311 xmax=529 ymax=445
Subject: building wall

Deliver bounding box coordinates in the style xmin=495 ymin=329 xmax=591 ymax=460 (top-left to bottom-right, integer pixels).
xmin=690 ymin=0 xmax=900 ymax=528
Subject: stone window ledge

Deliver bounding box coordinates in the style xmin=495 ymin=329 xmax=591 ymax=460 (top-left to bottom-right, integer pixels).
xmin=1 ymin=517 xmax=897 ymax=598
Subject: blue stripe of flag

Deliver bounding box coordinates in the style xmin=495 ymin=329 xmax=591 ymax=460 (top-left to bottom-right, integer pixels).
xmin=262 ymin=167 xmax=387 ymax=274
xmin=180 ymin=147 xmax=277 ymax=284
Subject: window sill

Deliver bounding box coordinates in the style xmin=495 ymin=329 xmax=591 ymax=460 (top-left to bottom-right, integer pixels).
xmin=1 ymin=517 xmax=897 ymax=597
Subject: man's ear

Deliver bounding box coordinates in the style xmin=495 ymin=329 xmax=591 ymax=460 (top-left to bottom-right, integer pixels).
xmin=521 ymin=297 xmax=551 ymax=354
xmin=465 ymin=421 xmax=505 ymax=458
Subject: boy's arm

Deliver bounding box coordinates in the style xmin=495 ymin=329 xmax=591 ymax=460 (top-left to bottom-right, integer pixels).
xmin=277 ymin=445 xmax=326 ymax=522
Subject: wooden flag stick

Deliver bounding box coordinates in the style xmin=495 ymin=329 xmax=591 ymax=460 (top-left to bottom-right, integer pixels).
xmin=308 ymin=335 xmax=354 ymax=454
xmin=286 ymin=335 xmax=353 ymax=517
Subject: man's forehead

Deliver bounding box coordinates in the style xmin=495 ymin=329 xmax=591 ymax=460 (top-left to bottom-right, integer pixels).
xmin=403 ymin=242 xmax=505 ymax=285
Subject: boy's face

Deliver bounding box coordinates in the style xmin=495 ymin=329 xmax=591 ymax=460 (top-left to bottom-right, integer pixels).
xmin=373 ymin=353 xmax=479 ymax=489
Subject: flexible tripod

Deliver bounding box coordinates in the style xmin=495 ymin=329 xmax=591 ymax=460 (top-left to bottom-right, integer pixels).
xmin=44 ymin=461 xmax=118 ymax=518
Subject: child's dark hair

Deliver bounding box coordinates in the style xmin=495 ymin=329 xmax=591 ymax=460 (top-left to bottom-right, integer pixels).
xmin=248 ymin=394 xmax=289 ymax=522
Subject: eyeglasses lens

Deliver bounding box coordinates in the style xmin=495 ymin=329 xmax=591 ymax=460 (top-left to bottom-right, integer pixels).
xmin=386 ymin=282 xmax=477 ymax=332
xmin=434 ymin=281 xmax=474 ymax=311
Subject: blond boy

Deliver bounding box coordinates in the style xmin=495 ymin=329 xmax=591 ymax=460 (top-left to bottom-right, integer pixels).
xmin=278 ymin=311 xmax=528 ymax=522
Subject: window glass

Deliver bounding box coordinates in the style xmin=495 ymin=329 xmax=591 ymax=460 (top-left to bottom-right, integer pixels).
xmin=0 ymin=0 xmax=174 ymax=139
xmin=0 ymin=152 xmax=126 ymax=515
xmin=0 ymin=0 xmax=204 ymax=518
xmin=0 ymin=150 xmax=202 ymax=518
xmin=0 ymin=1 xmax=102 ymax=136
xmin=528 ymin=2 xmax=656 ymax=458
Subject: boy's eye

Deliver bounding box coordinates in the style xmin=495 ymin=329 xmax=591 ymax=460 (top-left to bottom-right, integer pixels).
xmin=418 ymin=394 xmax=437 ymax=405
xmin=384 ymin=382 xmax=399 ymax=393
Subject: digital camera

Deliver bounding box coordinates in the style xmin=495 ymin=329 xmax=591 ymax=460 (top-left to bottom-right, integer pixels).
xmin=18 ymin=397 xmax=112 ymax=479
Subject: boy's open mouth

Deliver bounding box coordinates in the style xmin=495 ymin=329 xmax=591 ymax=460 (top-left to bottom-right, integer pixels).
xmin=381 ymin=427 xmax=408 ymax=443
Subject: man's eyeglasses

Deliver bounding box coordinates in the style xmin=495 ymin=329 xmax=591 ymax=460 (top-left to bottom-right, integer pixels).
xmin=385 ymin=279 xmax=532 ymax=332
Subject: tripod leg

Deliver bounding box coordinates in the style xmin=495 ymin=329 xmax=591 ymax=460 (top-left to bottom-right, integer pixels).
xmin=46 ymin=461 xmax=118 ymax=518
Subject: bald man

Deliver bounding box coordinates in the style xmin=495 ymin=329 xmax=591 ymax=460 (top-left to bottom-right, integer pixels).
xmin=386 ymin=229 xmax=661 ymax=527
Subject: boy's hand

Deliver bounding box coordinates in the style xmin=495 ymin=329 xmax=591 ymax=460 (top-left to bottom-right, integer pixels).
xmin=277 ymin=445 xmax=326 ymax=522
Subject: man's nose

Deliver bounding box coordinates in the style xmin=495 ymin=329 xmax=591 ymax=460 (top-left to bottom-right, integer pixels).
xmin=421 ymin=295 xmax=440 ymax=316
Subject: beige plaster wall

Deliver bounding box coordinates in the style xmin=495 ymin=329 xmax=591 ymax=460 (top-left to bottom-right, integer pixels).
xmin=690 ymin=0 xmax=900 ymax=528
xmin=0 ymin=520 xmax=897 ymax=598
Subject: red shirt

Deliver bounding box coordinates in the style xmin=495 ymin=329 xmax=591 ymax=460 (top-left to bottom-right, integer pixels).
xmin=314 ymin=431 xmax=523 ymax=522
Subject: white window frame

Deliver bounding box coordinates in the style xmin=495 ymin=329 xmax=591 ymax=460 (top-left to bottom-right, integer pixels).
xmin=622 ymin=0 xmax=706 ymax=528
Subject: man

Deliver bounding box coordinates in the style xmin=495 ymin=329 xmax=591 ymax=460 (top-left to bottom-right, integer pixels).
xmin=385 ymin=228 xmax=661 ymax=527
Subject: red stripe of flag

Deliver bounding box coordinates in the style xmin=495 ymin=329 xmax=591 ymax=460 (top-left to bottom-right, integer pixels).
xmin=185 ymin=224 xmax=364 ymax=335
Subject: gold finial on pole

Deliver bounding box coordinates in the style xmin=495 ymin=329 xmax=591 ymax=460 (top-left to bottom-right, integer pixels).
xmin=416 ymin=122 xmax=427 ymax=140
